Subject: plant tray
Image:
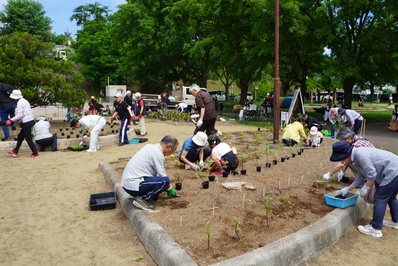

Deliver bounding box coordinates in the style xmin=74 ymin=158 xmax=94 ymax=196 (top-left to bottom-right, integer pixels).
xmin=67 ymin=145 xmax=89 ymax=151
xmin=324 ymin=190 xmax=359 ymax=209
xmin=89 ymin=192 xmax=117 ymax=211
xmin=129 ymin=138 xmax=148 ymax=144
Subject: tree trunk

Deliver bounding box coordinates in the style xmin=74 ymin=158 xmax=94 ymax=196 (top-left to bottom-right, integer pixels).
xmin=343 ymin=78 xmax=356 ymax=109
xmin=238 ymin=78 xmax=250 ymax=105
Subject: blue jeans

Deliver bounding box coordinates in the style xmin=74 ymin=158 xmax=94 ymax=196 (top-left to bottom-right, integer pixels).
xmin=0 ymin=105 xmax=16 ymax=138
xmin=370 ymin=176 xmax=398 ymax=230
xmin=354 ymin=120 xmax=363 ymax=135
xmin=123 ymin=176 xmax=170 ymax=200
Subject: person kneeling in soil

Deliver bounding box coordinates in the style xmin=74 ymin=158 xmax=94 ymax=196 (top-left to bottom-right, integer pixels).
xmin=34 ymin=116 xmax=57 ymax=152
xmin=70 ymin=115 xmax=106 ymax=152
xmin=207 ymin=134 xmax=238 ymax=175
xmin=309 ymin=126 xmax=323 ymax=147
xmin=330 ymin=140 xmax=398 ymax=238
xmin=281 ymin=118 xmax=308 ymax=147
xmin=122 ymin=136 xmax=179 ymax=211
xmin=179 ymin=131 xmax=212 ymax=170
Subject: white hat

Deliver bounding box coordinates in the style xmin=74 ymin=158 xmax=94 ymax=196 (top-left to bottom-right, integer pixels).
xmin=36 ymin=116 xmax=47 ymax=121
xmin=125 ymin=90 xmax=131 ymax=96
xmin=310 ymin=126 xmax=318 ymax=136
xmin=10 ymin=90 xmax=23 ymax=99
xmin=115 ymin=93 xmax=123 ymax=98
xmin=192 ymin=131 xmax=207 ymax=146
xmin=135 ymin=92 xmax=141 ymax=98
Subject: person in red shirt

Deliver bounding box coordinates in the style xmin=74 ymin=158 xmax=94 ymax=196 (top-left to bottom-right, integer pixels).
xmin=135 ymin=92 xmax=147 ymax=136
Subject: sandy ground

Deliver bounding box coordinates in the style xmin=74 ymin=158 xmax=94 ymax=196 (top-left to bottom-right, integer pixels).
xmin=1 ymin=118 xmax=397 ymax=266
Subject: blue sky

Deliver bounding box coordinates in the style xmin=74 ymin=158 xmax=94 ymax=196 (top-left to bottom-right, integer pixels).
xmin=0 ymin=0 xmax=126 ymax=37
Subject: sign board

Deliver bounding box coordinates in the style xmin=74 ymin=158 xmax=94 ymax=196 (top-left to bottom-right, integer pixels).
xmin=283 ymin=89 xmax=305 ymax=126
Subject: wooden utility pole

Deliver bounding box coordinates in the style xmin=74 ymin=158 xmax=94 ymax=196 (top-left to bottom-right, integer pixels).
xmin=273 ymin=0 xmax=281 ymax=143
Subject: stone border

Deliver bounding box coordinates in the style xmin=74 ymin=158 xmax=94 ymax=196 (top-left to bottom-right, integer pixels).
xmin=99 ymin=161 xmax=369 ymax=266
xmin=0 ymin=130 xmax=136 ymax=152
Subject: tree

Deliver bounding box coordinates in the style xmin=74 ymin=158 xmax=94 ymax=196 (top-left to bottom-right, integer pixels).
xmin=70 ymin=2 xmax=110 ymax=27
xmin=0 ymin=0 xmax=52 ymax=42
xmin=325 ymin=0 xmax=398 ymax=108
xmin=0 ymin=32 xmax=86 ymax=108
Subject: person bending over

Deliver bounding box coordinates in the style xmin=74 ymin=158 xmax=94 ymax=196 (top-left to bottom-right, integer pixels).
xmin=207 ymin=134 xmax=238 ymax=174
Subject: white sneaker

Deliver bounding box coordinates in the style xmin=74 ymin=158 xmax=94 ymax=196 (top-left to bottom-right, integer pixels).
xmin=185 ymin=164 xmax=191 ymax=170
xmin=358 ymin=224 xmax=382 ymax=238
xmin=383 ymin=219 xmax=398 ymax=229
xmin=86 ymin=149 xmax=97 ymax=152
xmin=216 ymin=130 xmax=222 ymax=136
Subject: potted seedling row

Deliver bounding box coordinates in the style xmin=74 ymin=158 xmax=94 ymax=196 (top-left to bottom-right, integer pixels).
xmin=174 ymin=173 xmax=183 ymax=190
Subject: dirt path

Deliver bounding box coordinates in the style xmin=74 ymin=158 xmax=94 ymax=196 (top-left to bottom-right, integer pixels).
xmin=1 ymin=119 xmax=396 ymax=265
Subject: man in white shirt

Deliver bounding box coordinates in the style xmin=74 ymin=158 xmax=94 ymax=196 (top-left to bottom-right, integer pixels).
xmin=70 ymin=115 xmax=106 ymax=152
xmin=34 ymin=117 xmax=57 ymax=151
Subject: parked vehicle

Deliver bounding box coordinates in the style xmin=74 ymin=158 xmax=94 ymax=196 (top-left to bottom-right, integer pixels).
xmin=209 ymin=90 xmax=226 ymax=101
xmin=234 ymin=92 xmax=253 ymax=101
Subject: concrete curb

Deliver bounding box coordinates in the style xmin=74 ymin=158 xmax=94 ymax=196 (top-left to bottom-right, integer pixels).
xmin=0 ymin=130 xmax=136 ymax=152
xmin=99 ymin=161 xmax=368 ymax=266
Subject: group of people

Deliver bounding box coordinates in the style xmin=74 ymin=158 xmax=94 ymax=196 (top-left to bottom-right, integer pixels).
xmin=121 ymin=84 xmax=237 ymax=211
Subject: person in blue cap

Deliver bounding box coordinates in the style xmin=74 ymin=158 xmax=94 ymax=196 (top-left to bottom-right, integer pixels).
xmin=330 ymin=140 xmax=398 ymax=238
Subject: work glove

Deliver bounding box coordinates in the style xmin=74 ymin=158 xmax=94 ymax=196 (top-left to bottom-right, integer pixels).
xmin=339 ymin=186 xmax=350 ymax=197
xmin=189 ymin=163 xmax=200 ymax=170
xmin=199 ymin=160 xmax=204 ymax=168
xmin=79 ymin=141 xmax=84 ymax=146
xmin=196 ymin=119 xmax=203 ymax=128
xmin=110 ymin=117 xmax=114 ymax=122
xmin=5 ymin=120 xmax=13 ymax=126
xmin=130 ymin=116 xmax=135 ymax=122
xmin=83 ymin=135 xmax=88 ymax=139
xmin=360 ymin=184 xmax=370 ymax=198
xmin=138 ymin=113 xmax=143 ymax=118
xmin=167 ymin=187 xmax=177 ymax=197
xmin=322 ymin=172 xmax=331 ymax=181
xmin=337 ymin=170 xmax=345 ymax=182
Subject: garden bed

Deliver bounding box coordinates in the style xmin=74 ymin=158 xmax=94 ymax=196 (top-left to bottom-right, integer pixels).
xmin=109 ymin=130 xmax=346 ymax=265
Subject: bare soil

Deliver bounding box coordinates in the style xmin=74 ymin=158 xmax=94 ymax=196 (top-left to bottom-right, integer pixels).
xmin=109 ymin=130 xmax=342 ymax=265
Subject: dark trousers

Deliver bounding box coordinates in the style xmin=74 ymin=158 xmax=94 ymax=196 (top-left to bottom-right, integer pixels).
xmin=119 ymin=118 xmax=130 ymax=144
xmin=194 ymin=118 xmax=217 ymax=136
xmin=13 ymin=120 xmax=38 ymax=155
xmin=36 ymin=134 xmax=57 ymax=151
xmin=0 ymin=105 xmax=16 ymax=138
xmin=123 ymin=176 xmax=170 ymax=200
xmin=179 ymin=148 xmax=212 ymax=164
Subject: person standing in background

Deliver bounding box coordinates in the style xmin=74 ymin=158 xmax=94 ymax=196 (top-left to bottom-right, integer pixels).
xmin=99 ymin=90 xmax=104 ymax=104
xmin=110 ymin=93 xmax=135 ymax=146
xmin=0 ymin=79 xmax=16 ymax=140
xmin=159 ymin=90 xmax=170 ymax=121
xmin=135 ymin=92 xmax=147 ymax=136
xmin=6 ymin=90 xmax=39 ymax=158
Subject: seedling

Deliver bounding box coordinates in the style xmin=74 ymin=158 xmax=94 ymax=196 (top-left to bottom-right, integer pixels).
xmin=232 ymin=216 xmax=242 ymax=239
xmin=261 ymin=196 xmax=274 ymax=227
xmin=201 ymin=222 xmax=213 ymax=250
xmin=174 ymin=173 xmax=183 ymax=183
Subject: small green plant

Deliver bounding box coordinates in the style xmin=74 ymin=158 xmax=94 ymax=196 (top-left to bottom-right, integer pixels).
xmin=59 ymin=127 xmax=63 ymax=131
xmin=65 ymin=127 xmax=69 ymax=131
xmin=232 ymin=216 xmax=242 ymax=239
xmin=174 ymin=173 xmax=182 ymax=183
xmin=194 ymin=162 xmax=204 ymax=180
xmin=261 ymin=196 xmax=274 ymax=227
xmin=134 ymin=257 xmax=144 ymax=261
xmin=201 ymin=222 xmax=213 ymax=250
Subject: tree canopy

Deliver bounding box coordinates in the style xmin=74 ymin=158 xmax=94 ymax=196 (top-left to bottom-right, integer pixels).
xmin=0 ymin=0 xmax=52 ymax=42
xmin=0 ymin=32 xmax=86 ymax=108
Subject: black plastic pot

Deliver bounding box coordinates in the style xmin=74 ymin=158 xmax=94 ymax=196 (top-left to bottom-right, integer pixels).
xmin=256 ymin=166 xmax=261 ymax=172
xmin=240 ymin=169 xmax=247 ymax=175
xmin=222 ymin=171 xmax=229 ymax=178
xmin=300 ymin=148 xmax=304 ymax=153
xmin=292 ymin=153 xmax=296 ymax=158
xmin=341 ymin=176 xmax=349 ymax=183
xmin=266 ymin=163 xmax=271 ymax=168
xmin=285 ymin=156 xmax=290 ymax=160
xmin=202 ymin=181 xmax=209 ymax=189
xmin=176 ymin=182 xmax=182 ymax=190
xmin=233 ymin=171 xmax=239 ymax=176
xmin=298 ymin=152 xmax=302 ymax=155
xmin=208 ymin=175 xmax=215 ymax=182
xmin=273 ymin=160 xmax=278 ymax=165
xmin=281 ymin=157 xmax=285 ymax=162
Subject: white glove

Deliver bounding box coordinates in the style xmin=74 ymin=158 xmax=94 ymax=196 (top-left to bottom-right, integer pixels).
xmin=79 ymin=141 xmax=83 ymax=146
xmin=340 ymin=186 xmax=350 ymax=197
xmin=360 ymin=184 xmax=370 ymax=198
xmin=199 ymin=160 xmax=204 ymax=168
xmin=83 ymin=135 xmax=88 ymax=139
xmin=196 ymin=119 xmax=203 ymax=128
xmin=189 ymin=163 xmax=200 ymax=170
xmin=322 ymin=172 xmax=331 ymax=181
xmin=337 ymin=170 xmax=345 ymax=182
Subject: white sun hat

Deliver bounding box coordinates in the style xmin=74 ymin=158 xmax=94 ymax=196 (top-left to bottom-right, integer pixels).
xmin=10 ymin=90 xmax=23 ymax=99
xmin=192 ymin=131 xmax=208 ymax=146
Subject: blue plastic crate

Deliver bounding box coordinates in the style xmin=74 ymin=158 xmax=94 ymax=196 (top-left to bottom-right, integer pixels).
xmin=324 ymin=190 xmax=359 ymax=209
